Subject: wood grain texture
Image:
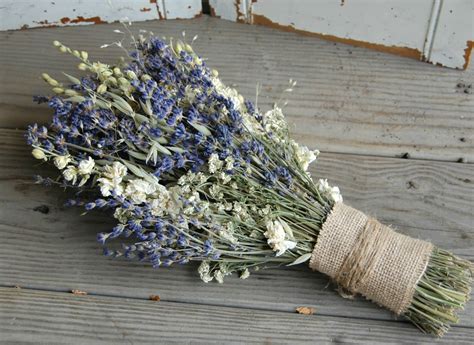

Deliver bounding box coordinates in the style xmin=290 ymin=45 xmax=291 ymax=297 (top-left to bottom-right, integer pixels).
xmin=1 ymin=288 xmax=473 ymax=345
xmin=0 ymin=16 xmax=472 ymax=161
xmin=1 ymin=129 xmax=472 ymax=332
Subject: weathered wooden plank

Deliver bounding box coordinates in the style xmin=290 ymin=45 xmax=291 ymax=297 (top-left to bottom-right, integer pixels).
xmin=0 ymin=128 xmax=472 ymax=328
xmin=0 ymin=17 xmax=472 ymax=161
xmin=1 ymin=288 xmax=472 ymax=344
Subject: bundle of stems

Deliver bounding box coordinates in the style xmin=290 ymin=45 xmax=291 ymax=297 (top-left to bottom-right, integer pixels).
xmin=27 ymin=29 xmax=471 ymax=336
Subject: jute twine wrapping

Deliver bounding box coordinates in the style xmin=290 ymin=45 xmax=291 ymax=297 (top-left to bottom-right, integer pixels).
xmin=309 ymin=203 xmax=433 ymax=315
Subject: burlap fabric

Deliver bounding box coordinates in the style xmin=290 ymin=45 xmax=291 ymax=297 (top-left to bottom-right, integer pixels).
xmin=309 ymin=203 xmax=433 ymax=315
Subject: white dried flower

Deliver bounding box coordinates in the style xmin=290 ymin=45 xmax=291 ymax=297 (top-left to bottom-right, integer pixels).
xmin=292 ymin=140 xmax=319 ymax=171
xmin=209 ymin=184 xmax=223 ymax=199
xmin=63 ymin=166 xmax=78 ymax=184
xmin=214 ymin=270 xmax=225 ymax=284
xmin=208 ymin=153 xmax=223 ymax=174
xmin=125 ymin=179 xmax=157 ymax=204
xmin=240 ymin=268 xmax=250 ymax=280
xmin=317 ymin=179 xmax=343 ymax=203
xmin=219 ymin=172 xmax=231 ymax=184
xmin=98 ymin=177 xmax=124 ymax=197
xmin=198 ymin=261 xmax=213 ymax=283
xmin=264 ymin=220 xmax=297 ymax=256
xmin=77 ymin=157 xmax=95 ymax=175
xmin=32 ymin=148 xmax=47 ymax=160
xmin=263 ymin=107 xmax=287 ymax=133
xmin=224 ymin=156 xmax=234 ymax=171
xmin=103 ymin=161 xmax=127 ymax=180
xmin=53 ymin=155 xmax=71 ymax=170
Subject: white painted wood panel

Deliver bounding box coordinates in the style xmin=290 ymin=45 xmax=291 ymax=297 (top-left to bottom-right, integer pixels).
xmin=160 ymin=0 xmax=202 ymax=19
xmin=209 ymin=0 xmax=473 ymax=69
xmin=429 ymin=0 xmax=473 ymax=69
xmin=0 ymin=0 xmax=202 ymax=31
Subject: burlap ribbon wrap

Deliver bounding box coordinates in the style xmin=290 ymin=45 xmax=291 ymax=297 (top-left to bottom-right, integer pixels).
xmin=309 ymin=203 xmax=434 ymax=315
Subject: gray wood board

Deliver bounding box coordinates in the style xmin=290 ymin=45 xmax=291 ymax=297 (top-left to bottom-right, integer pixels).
xmin=0 ymin=17 xmax=473 ymax=161
xmin=1 ymin=288 xmax=473 ymax=345
xmin=1 ymin=129 xmax=472 ymax=331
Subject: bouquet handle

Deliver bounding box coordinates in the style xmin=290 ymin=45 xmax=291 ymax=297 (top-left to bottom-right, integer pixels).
xmin=310 ymin=203 xmax=472 ymax=336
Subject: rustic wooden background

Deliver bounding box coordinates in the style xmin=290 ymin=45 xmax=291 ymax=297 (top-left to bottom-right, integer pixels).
xmin=0 ymin=16 xmax=473 ymax=344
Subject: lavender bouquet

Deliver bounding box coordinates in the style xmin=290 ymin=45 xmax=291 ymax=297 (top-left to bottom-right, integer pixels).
xmin=27 ymin=31 xmax=472 ymax=336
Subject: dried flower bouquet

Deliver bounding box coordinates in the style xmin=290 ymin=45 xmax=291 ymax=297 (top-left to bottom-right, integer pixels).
xmin=27 ymin=30 xmax=472 ymax=336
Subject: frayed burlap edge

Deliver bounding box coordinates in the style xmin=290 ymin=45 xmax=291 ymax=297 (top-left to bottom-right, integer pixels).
xmin=309 ymin=203 xmax=433 ymax=315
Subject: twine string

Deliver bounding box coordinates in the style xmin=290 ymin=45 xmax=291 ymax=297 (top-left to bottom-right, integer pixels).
xmin=309 ymin=203 xmax=433 ymax=315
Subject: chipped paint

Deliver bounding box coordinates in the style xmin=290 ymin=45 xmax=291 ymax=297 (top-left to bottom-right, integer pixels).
xmin=252 ymin=14 xmax=422 ymax=60
xmin=0 ymin=0 xmax=202 ymax=31
xmin=211 ymin=0 xmax=472 ymax=69
xmin=209 ymin=0 xmax=249 ymax=22
xmin=235 ymin=0 xmax=246 ymax=23
xmin=61 ymin=16 xmax=106 ymax=25
xmin=463 ymin=41 xmax=474 ymax=70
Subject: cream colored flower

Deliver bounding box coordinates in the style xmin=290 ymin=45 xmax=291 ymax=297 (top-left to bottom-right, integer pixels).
xmin=125 ymin=179 xmax=156 ymax=204
xmin=264 ymin=220 xmax=297 ymax=256
xmin=292 ymin=140 xmax=319 ymax=171
xmin=317 ymin=179 xmax=343 ymax=203
xmin=103 ymin=161 xmax=127 ymax=180
xmin=63 ymin=166 xmax=78 ymax=184
xmin=53 ymin=155 xmax=71 ymax=169
xmin=240 ymin=268 xmax=250 ymax=280
xmin=198 ymin=261 xmax=213 ymax=283
xmin=208 ymin=153 xmax=223 ymax=174
xmin=78 ymin=157 xmax=95 ymax=175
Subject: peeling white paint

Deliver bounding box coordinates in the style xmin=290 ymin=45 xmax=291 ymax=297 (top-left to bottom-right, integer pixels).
xmin=210 ymin=0 xmax=473 ymax=69
xmin=161 ymin=0 xmax=202 ymax=19
xmin=429 ymin=0 xmax=473 ymax=68
xmin=0 ymin=0 xmax=202 ymax=31
xmin=209 ymin=0 xmax=249 ymax=22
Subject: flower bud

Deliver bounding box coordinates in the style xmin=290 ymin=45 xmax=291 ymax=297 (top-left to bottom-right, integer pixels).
xmin=78 ymin=63 xmax=88 ymax=71
xmin=64 ymin=89 xmax=78 ymax=96
xmin=101 ymin=70 xmax=113 ymax=78
xmin=118 ymin=77 xmax=129 ymax=87
xmin=106 ymin=76 xmax=117 ymax=86
xmin=113 ymin=67 xmax=122 ymax=77
xmin=53 ymin=40 xmax=61 ymax=47
xmin=211 ymin=69 xmax=219 ymax=78
xmin=97 ymin=84 xmax=107 ymax=94
xmin=184 ymin=43 xmax=194 ymax=53
xmin=32 ymin=148 xmax=47 ymax=160
xmin=126 ymin=70 xmax=137 ymax=80
xmin=141 ymin=74 xmax=151 ymax=81
xmin=59 ymin=46 xmax=68 ymax=53
xmin=54 ymin=155 xmax=71 ymax=170
xmin=72 ymin=50 xmax=81 ymax=58
xmin=175 ymin=41 xmax=184 ymax=54
xmin=52 ymin=87 xmax=64 ymax=94
xmin=80 ymin=51 xmax=88 ymax=60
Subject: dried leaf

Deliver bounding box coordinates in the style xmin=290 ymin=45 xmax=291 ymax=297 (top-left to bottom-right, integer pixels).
xmin=149 ymin=295 xmax=161 ymax=301
xmin=287 ymin=253 xmax=312 ymax=266
xmin=71 ymin=289 xmax=87 ymax=296
xmin=296 ymin=306 xmax=314 ymax=315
